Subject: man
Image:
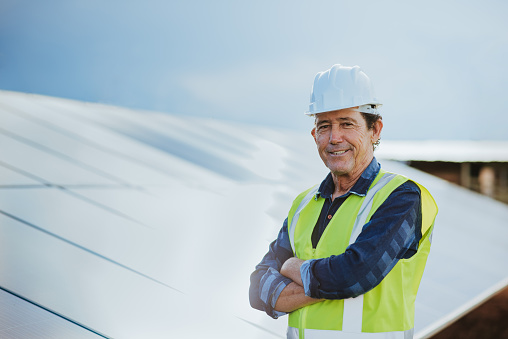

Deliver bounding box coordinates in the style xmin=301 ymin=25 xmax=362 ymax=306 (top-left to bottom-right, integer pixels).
xmin=249 ymin=64 xmax=438 ymax=339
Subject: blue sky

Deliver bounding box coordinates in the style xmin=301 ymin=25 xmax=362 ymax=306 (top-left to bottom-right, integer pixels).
xmin=1 ymin=0 xmax=507 ymax=140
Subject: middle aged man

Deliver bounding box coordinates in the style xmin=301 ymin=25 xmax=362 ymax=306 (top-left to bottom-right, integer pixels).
xmin=249 ymin=64 xmax=438 ymax=339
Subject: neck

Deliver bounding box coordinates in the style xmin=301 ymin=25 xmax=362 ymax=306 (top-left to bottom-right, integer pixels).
xmin=331 ymin=156 xmax=373 ymax=200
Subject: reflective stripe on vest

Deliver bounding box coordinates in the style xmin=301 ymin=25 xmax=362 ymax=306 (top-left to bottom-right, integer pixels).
xmin=287 ymin=327 xmax=414 ymax=339
xmin=343 ymin=172 xmax=397 ymax=334
xmin=289 ymin=184 xmax=319 ymax=254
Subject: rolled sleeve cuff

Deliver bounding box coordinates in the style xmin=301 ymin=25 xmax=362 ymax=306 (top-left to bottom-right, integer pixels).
xmin=300 ymin=259 xmax=316 ymax=297
xmin=270 ymin=280 xmax=290 ymax=319
xmin=260 ymin=267 xmax=293 ymax=319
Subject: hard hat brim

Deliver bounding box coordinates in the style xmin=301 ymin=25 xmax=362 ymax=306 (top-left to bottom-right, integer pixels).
xmin=305 ymin=103 xmax=382 ymax=116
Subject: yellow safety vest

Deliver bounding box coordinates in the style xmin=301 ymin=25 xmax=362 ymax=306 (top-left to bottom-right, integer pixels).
xmin=286 ymin=169 xmax=438 ymax=339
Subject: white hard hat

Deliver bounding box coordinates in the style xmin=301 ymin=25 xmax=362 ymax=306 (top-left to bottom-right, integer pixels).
xmin=305 ymin=64 xmax=382 ymax=116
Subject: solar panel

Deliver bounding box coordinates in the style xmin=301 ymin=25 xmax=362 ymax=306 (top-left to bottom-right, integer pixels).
xmin=1 ymin=90 xmax=507 ymax=338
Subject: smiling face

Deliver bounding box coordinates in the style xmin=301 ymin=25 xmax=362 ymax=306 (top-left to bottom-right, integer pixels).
xmin=311 ymin=108 xmax=382 ymax=180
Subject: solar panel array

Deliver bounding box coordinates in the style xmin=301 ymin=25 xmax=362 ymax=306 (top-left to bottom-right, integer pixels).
xmin=1 ymin=90 xmax=507 ymax=338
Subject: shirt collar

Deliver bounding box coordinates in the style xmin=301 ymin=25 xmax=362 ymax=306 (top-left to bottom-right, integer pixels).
xmin=316 ymin=157 xmax=381 ymax=199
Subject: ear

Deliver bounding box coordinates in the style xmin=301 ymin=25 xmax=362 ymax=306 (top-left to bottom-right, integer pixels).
xmin=372 ymin=119 xmax=383 ymax=143
xmin=311 ymin=127 xmax=317 ymax=143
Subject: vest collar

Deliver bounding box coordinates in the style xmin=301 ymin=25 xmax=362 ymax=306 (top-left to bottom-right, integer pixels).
xmin=316 ymin=157 xmax=381 ymax=200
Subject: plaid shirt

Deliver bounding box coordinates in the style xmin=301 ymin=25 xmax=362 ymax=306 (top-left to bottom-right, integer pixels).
xmin=249 ymin=158 xmax=422 ymax=318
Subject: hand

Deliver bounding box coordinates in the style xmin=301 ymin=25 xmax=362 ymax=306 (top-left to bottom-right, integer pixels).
xmin=280 ymin=257 xmax=305 ymax=286
xmin=276 ymin=258 xmax=324 ymax=312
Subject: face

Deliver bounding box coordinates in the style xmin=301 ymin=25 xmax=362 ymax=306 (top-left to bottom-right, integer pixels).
xmin=311 ymin=108 xmax=382 ymax=179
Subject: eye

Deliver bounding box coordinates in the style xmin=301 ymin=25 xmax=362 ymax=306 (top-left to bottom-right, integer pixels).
xmin=342 ymin=122 xmax=354 ymax=128
xmin=317 ymin=124 xmax=330 ymax=131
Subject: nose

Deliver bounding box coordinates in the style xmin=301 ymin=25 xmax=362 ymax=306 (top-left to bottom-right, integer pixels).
xmin=329 ymin=125 xmax=343 ymax=144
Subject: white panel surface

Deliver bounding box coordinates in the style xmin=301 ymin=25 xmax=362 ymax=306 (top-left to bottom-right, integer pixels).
xmin=1 ymin=90 xmax=507 ymax=338
xmin=0 ymin=165 xmax=42 ymax=186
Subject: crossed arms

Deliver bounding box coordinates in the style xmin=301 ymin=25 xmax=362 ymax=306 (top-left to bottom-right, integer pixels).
xmin=249 ymin=182 xmax=422 ymax=318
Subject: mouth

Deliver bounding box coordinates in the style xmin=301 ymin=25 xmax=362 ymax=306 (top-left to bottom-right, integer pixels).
xmin=328 ymin=150 xmax=349 ymax=156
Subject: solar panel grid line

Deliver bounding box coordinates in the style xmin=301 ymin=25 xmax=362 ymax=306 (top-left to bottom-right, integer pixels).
xmin=236 ymin=317 xmax=285 ymax=338
xmin=0 ymin=127 xmax=132 ymax=187
xmin=0 ymin=160 xmax=151 ymax=228
xmin=0 ymin=287 xmax=111 ymax=339
xmin=0 ymin=210 xmax=184 ymax=294
xmin=103 ymin=121 xmax=259 ymax=182
xmin=0 ymin=160 xmax=53 ymax=186
xmin=0 ymin=106 xmax=162 ymax=187
xmin=147 ymin=111 xmax=259 ymax=157
xmin=0 ymin=101 xmax=193 ymax=183
xmin=41 ymin=99 xmax=263 ymax=182
xmin=0 ymin=185 xmax=50 ymax=189
xmin=0 ymin=309 xmax=76 ymax=338
xmin=3 ymin=184 xmax=141 ymax=190
xmin=0 ymin=142 xmax=115 ymax=185
xmin=0 ymin=291 xmax=39 ymax=331
xmin=25 ymin=94 xmax=277 ymax=183
xmin=57 ymin=186 xmax=153 ymax=229
xmin=26 ymin=93 xmax=240 ymax=186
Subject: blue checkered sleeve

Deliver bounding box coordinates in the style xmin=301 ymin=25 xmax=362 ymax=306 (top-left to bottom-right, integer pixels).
xmin=249 ymin=218 xmax=294 ymax=318
xmin=301 ymin=181 xmax=422 ymax=299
